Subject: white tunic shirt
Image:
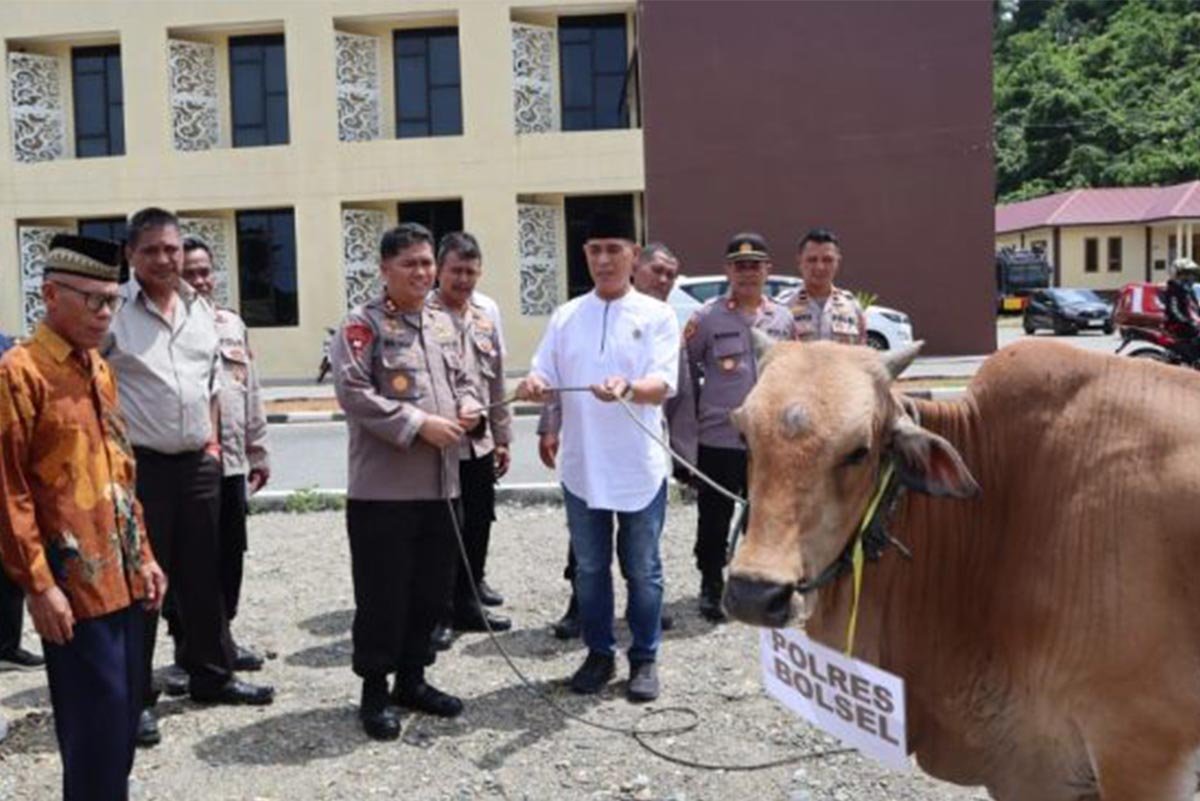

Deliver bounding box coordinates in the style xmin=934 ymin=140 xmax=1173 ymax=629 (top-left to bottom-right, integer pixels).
xmin=530 ymin=289 xmax=680 ymax=511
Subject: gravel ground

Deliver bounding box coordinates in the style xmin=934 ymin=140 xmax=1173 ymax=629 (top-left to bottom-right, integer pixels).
xmin=0 ymin=502 xmax=987 ymax=801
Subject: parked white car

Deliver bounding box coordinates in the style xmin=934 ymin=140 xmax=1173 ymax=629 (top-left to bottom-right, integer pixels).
xmin=667 ymin=275 xmax=914 ymax=350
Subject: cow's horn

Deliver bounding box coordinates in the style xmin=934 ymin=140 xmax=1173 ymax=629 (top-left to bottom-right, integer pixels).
xmin=750 ymin=328 xmax=775 ymax=362
xmin=881 ymin=341 xmax=924 ymax=380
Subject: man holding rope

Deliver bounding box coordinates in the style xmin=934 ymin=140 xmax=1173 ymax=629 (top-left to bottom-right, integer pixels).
xmin=517 ymin=214 xmax=679 ymax=702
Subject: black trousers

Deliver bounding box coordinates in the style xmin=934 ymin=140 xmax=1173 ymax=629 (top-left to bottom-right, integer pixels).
xmin=134 ymin=448 xmax=234 ymax=702
xmin=452 ymin=452 xmax=496 ymax=611
xmin=347 ymin=499 xmax=457 ymax=680
xmin=695 ymin=445 xmax=749 ymax=580
xmin=0 ymin=566 xmax=24 ymax=655
xmin=43 ymin=605 xmax=143 ymax=801
xmin=219 ymin=475 xmax=249 ymax=623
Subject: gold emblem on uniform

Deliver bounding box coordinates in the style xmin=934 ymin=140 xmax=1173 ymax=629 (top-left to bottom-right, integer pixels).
xmin=391 ymin=372 xmax=412 ymax=394
xmin=739 ymin=242 xmax=753 ymax=254
xmin=720 ymin=357 xmax=738 ymax=371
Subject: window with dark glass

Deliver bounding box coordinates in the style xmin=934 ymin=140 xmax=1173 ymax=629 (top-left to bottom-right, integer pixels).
xmin=77 ymin=216 xmax=126 ymax=246
xmin=559 ymin=15 xmax=629 ymax=131
xmin=393 ymin=28 xmax=462 ymax=138
xmin=229 ymin=35 xmax=289 ymax=147
xmin=398 ymin=199 xmax=463 ymax=247
xmin=1106 ymin=237 xmax=1122 ymax=272
xmin=71 ymin=46 xmax=124 ymax=157
xmin=236 ymin=209 xmax=297 ymax=327
xmin=563 ymin=194 xmax=635 ymax=298
xmin=1084 ymin=238 xmax=1099 ymax=273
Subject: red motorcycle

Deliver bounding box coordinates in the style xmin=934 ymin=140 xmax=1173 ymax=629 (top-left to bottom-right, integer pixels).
xmin=1115 ymin=325 xmax=1200 ymax=368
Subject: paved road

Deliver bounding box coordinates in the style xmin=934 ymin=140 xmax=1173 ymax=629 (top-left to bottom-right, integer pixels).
xmin=268 ymin=324 xmax=1129 ymax=492
xmin=269 ymin=414 xmax=555 ymax=492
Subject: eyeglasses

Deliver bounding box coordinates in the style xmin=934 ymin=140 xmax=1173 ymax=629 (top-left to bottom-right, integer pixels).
xmin=49 ymin=281 xmax=126 ymax=313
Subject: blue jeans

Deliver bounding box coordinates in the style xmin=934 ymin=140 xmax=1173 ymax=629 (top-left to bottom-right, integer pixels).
xmin=562 ymin=482 xmax=667 ymax=664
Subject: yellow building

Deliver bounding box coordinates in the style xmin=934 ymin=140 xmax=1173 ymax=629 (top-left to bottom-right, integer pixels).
xmin=0 ymin=0 xmax=643 ymax=378
xmin=995 ymin=182 xmax=1200 ymax=290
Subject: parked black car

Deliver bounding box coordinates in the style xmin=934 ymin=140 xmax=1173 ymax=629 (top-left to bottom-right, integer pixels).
xmin=1022 ymin=288 xmax=1114 ymax=336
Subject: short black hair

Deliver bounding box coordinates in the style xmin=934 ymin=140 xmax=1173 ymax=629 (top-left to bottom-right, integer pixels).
xmin=797 ymin=227 xmax=840 ymax=253
xmin=126 ymin=207 xmax=179 ymax=249
xmin=639 ymin=242 xmax=677 ymax=264
xmin=381 ymin=222 xmax=434 ymax=261
xmin=182 ymin=237 xmax=212 ymax=259
xmin=437 ymin=231 xmax=482 ymax=266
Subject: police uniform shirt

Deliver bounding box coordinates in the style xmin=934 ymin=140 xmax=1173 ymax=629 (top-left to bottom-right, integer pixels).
xmin=331 ymin=295 xmax=479 ymax=501
xmin=681 ymin=295 xmax=795 ymax=451
xmin=213 ymin=308 xmax=268 ymax=477
xmin=777 ymin=285 xmax=866 ymax=345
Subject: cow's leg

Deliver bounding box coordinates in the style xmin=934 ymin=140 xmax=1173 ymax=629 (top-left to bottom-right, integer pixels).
xmin=1089 ymin=738 xmax=1196 ymax=801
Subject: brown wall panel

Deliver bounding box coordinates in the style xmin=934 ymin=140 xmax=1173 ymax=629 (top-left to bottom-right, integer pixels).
xmin=639 ymin=0 xmax=995 ymax=354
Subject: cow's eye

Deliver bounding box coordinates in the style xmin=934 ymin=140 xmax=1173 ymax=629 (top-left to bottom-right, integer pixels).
xmin=842 ymin=446 xmax=870 ymax=466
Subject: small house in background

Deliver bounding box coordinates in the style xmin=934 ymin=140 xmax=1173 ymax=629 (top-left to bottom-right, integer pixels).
xmin=996 ymin=181 xmax=1200 ymax=289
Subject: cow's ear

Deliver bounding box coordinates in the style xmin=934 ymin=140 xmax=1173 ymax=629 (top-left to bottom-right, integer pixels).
xmin=890 ymin=416 xmax=980 ymax=499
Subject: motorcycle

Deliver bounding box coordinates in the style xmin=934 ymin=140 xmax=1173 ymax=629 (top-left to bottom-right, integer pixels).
xmin=316 ymin=326 xmax=335 ymax=383
xmin=1115 ymin=325 xmax=1200 ymax=368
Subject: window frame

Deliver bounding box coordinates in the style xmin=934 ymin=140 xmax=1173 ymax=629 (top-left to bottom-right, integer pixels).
xmin=558 ymin=14 xmax=631 ymax=132
xmin=1084 ymin=237 xmax=1099 ymax=273
xmin=392 ymin=27 xmax=463 ymax=139
xmin=235 ymin=208 xmax=299 ymax=328
xmin=71 ymin=45 xmax=124 ymax=158
xmin=229 ymin=33 xmax=291 ymax=148
xmin=396 ymin=199 xmax=464 ymax=246
xmin=1106 ymin=236 xmax=1122 ymax=273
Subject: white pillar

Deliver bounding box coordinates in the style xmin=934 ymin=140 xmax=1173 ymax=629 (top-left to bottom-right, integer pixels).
xmin=1177 ymin=222 xmax=1185 ymax=259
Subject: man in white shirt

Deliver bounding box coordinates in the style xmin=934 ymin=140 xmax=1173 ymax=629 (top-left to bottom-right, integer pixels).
xmin=517 ymin=214 xmax=679 ymax=702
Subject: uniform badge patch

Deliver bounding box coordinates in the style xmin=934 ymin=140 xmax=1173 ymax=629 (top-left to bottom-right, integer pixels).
xmin=343 ymin=322 xmax=374 ymax=360
xmin=391 ymin=372 xmax=412 ymax=394
xmin=720 ymin=357 xmax=738 ymax=372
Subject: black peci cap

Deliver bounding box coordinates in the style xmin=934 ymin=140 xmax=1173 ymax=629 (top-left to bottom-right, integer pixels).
xmin=44 ymin=234 xmax=122 ymax=281
xmin=584 ymin=212 xmax=636 ymax=243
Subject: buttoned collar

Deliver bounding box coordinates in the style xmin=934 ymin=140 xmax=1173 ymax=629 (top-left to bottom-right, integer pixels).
xmin=32 ymin=323 xmax=97 ymax=375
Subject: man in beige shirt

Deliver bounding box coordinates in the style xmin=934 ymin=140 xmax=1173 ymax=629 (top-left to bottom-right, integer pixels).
xmin=104 ymin=207 xmax=273 ymax=747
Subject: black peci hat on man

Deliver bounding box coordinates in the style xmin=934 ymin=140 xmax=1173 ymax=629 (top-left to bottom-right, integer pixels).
xmin=44 ymin=234 xmax=123 ymax=282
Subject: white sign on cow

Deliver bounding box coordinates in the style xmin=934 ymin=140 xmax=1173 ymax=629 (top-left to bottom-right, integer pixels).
xmin=760 ymin=628 xmax=908 ymax=772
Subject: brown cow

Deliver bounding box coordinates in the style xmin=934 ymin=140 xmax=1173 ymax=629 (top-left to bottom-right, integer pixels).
xmin=724 ymin=338 xmax=1200 ymax=801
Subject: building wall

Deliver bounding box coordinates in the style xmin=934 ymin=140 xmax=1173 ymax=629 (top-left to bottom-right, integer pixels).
xmin=0 ymin=0 xmax=642 ymax=378
xmin=639 ymin=0 xmax=995 ymax=355
xmin=1057 ymin=225 xmax=1147 ymax=289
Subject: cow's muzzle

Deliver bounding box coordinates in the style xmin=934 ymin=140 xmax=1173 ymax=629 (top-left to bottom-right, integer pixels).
xmin=723 ymin=576 xmax=793 ymax=628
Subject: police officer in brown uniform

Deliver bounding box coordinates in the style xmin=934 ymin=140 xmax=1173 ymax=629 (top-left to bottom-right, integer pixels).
xmin=426 ymin=232 xmax=513 ymax=643
xmin=678 ymin=233 xmax=795 ymax=621
xmin=776 ymin=228 xmax=867 ymax=345
xmin=331 ymin=222 xmax=482 ymax=741
xmin=180 ymin=238 xmax=269 ymax=670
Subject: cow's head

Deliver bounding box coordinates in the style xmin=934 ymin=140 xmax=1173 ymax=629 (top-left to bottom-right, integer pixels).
xmin=723 ymin=338 xmax=979 ymax=628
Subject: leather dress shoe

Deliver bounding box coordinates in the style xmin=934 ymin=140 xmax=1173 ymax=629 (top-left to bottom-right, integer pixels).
xmin=392 ymin=680 xmax=463 ymax=718
xmin=161 ymin=664 xmax=189 ymax=698
xmin=190 ymin=678 xmax=275 ymax=706
xmin=430 ymin=622 xmax=455 ymax=651
xmin=552 ymin=596 xmax=580 ymax=640
xmin=699 ymin=576 xmax=726 ymax=623
xmin=476 ymin=579 xmax=503 ymax=607
xmin=136 ymin=709 xmax=161 ymax=748
xmin=233 ymin=645 xmax=264 ymax=672
xmin=453 ymin=606 xmax=512 ymax=633
xmin=360 ymin=677 xmax=400 ymax=741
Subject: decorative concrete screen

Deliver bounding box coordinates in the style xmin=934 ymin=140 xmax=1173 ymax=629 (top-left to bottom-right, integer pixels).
xmin=18 ymin=225 xmax=71 ymax=333
xmin=168 ymin=39 xmax=220 ymax=151
xmin=335 ymin=31 xmax=381 ymax=142
xmin=511 ymin=23 xmax=557 ymax=134
xmin=342 ymin=209 xmax=386 ymax=310
xmin=178 ymin=216 xmax=231 ymax=307
xmin=8 ymin=53 xmax=66 ymax=163
xmin=517 ymin=203 xmax=560 ymax=315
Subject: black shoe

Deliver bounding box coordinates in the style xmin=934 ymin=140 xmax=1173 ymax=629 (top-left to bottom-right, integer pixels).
xmin=569 ymin=652 xmax=615 ymax=695
xmin=476 ymin=579 xmax=504 ymax=607
xmin=0 ymin=646 xmax=44 ymax=672
xmin=393 ymin=680 xmax=463 ymax=718
xmin=360 ymin=677 xmax=400 ymax=741
xmin=233 ymin=645 xmax=264 ymax=672
xmin=136 ymin=709 xmax=161 ymax=748
xmin=699 ymin=576 xmax=726 ymax=623
xmin=661 ymin=612 xmax=676 ymax=632
xmin=626 ymin=661 xmax=661 ymax=703
xmin=453 ymin=606 xmax=512 ymax=633
xmin=161 ymin=664 xmax=189 ymax=698
xmin=552 ymin=596 xmax=580 ymax=640
xmin=430 ymin=623 xmax=455 ymax=651
xmin=190 ymin=678 xmax=275 ymax=706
